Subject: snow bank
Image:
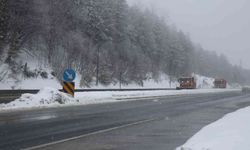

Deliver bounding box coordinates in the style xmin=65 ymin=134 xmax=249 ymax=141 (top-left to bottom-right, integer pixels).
xmin=76 ymin=89 xmax=240 ymax=102
xmin=176 ymin=106 xmax=250 ymax=150
xmin=0 ymin=88 xmax=240 ymax=111
xmin=0 ymin=87 xmax=77 ymax=110
xmin=195 ymin=75 xmax=215 ymax=89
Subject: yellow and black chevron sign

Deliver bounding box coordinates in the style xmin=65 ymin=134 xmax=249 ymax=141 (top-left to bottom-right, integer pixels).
xmin=63 ymin=82 xmax=75 ymax=97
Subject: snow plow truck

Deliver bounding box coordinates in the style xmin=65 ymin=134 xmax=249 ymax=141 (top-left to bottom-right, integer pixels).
xmin=214 ymin=79 xmax=227 ymax=88
xmin=177 ymin=77 xmax=196 ymax=89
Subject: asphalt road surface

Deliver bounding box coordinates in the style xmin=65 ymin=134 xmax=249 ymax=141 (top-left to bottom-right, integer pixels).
xmin=0 ymin=91 xmax=249 ymax=150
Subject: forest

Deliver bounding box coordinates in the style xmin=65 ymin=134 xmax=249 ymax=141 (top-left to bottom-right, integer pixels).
xmin=0 ymin=0 xmax=250 ymax=87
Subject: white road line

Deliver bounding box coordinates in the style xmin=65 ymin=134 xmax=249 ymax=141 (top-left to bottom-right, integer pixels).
xmin=23 ymin=118 xmax=158 ymax=150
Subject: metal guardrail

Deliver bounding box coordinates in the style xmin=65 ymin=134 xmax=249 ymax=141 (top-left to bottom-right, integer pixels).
xmin=0 ymin=88 xmax=176 ymax=95
xmin=0 ymin=90 xmax=39 ymax=95
xmin=0 ymin=88 xmax=176 ymax=104
xmin=74 ymin=88 xmax=176 ymax=92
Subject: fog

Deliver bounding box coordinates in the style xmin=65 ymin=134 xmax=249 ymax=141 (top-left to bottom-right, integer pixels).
xmin=127 ymin=0 xmax=250 ymax=69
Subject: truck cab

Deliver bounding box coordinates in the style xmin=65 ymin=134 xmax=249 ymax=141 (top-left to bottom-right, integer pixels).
xmin=177 ymin=77 xmax=196 ymax=89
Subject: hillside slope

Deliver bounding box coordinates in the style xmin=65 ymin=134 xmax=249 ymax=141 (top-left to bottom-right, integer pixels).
xmin=0 ymin=50 xmax=60 ymax=89
xmin=0 ymin=50 xmax=222 ymax=89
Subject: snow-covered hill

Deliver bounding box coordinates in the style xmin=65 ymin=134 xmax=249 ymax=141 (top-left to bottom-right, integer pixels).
xmin=0 ymin=50 xmax=230 ymax=90
xmin=0 ymin=50 xmax=60 ymax=89
xmin=74 ymin=73 xmax=179 ymax=89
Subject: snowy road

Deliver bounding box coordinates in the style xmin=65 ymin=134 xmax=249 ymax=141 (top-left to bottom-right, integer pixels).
xmin=0 ymin=91 xmax=248 ymax=150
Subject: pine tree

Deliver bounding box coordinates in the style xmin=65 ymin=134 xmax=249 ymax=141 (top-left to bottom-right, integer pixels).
xmin=0 ymin=0 xmax=9 ymax=55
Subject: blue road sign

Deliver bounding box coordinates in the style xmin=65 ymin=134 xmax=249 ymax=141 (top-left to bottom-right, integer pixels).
xmin=63 ymin=69 xmax=76 ymax=82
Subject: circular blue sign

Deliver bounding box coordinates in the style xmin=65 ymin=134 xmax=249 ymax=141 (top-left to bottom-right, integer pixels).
xmin=63 ymin=69 xmax=76 ymax=82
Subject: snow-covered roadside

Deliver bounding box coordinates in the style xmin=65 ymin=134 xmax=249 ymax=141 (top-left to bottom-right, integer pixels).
xmin=0 ymin=87 xmax=240 ymax=112
xmin=176 ymin=106 xmax=250 ymax=150
xmin=0 ymin=88 xmax=77 ymax=110
xmin=76 ymin=88 xmax=240 ymax=103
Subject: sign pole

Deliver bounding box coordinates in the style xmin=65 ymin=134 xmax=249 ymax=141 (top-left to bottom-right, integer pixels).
xmin=62 ymin=69 xmax=76 ymax=97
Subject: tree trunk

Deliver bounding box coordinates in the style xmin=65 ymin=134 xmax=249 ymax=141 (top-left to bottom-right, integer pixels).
xmin=96 ymin=46 xmax=100 ymax=86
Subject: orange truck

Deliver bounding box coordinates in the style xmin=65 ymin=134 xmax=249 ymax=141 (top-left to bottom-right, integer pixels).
xmin=177 ymin=77 xmax=196 ymax=89
xmin=214 ymin=79 xmax=227 ymax=88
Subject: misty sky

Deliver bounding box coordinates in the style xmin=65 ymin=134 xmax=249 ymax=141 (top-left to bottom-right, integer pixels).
xmin=127 ymin=0 xmax=250 ymax=69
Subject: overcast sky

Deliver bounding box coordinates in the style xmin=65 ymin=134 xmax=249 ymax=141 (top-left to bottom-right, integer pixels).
xmin=127 ymin=0 xmax=250 ymax=69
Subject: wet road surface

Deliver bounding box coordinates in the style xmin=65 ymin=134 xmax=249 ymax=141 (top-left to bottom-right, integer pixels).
xmin=0 ymin=91 xmax=249 ymax=150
